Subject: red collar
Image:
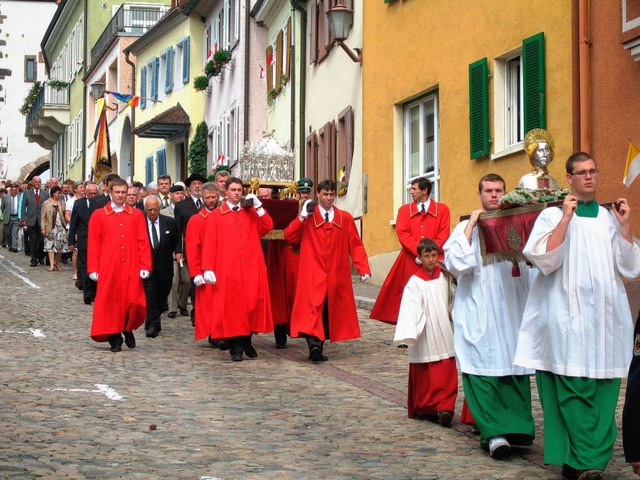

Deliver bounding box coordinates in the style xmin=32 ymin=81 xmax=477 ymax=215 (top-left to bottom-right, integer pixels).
xmin=415 ymin=265 xmax=441 ymax=280
xmin=409 ymin=200 xmax=439 ymax=218
xmin=104 ymin=204 xmax=134 ymax=215
xmin=313 ymin=207 xmax=343 ymax=228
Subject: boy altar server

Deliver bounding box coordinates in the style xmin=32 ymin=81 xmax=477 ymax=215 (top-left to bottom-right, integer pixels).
xmin=393 ymin=238 xmax=456 ymax=426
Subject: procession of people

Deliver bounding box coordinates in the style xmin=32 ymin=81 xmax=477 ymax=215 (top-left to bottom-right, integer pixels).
xmin=2 ymin=140 xmax=639 ymax=479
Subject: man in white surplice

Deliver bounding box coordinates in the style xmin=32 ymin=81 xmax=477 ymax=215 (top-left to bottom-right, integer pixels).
xmin=444 ymin=173 xmax=535 ymax=459
xmin=515 ymin=152 xmax=640 ymax=480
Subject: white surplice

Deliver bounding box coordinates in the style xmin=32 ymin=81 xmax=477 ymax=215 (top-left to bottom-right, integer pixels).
xmin=393 ymin=273 xmax=455 ymax=363
xmin=514 ymin=206 xmax=640 ymax=378
xmin=444 ymin=220 xmax=534 ymax=376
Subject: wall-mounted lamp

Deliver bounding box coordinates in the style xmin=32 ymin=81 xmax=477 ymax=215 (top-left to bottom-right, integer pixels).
xmin=326 ymin=3 xmax=362 ymax=64
xmin=90 ymin=81 xmax=106 ymax=100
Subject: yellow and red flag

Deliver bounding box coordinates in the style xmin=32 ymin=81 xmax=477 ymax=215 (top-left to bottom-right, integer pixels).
xmin=91 ymin=98 xmax=112 ymax=184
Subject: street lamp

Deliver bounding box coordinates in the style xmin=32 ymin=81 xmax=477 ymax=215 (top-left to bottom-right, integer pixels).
xmin=90 ymin=81 xmax=106 ymax=100
xmin=326 ymin=3 xmax=362 ymax=64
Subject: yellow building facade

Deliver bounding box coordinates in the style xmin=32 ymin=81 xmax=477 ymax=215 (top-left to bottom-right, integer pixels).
xmin=362 ymin=0 xmax=574 ymax=281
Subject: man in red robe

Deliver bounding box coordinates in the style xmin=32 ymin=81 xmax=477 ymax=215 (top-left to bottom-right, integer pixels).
xmin=186 ymin=182 xmax=220 ymax=341
xmin=284 ymin=179 xmax=371 ymax=362
xmin=370 ymin=177 xmax=450 ymax=324
xmin=202 ymin=177 xmax=274 ymax=362
xmin=88 ymin=178 xmax=152 ymax=352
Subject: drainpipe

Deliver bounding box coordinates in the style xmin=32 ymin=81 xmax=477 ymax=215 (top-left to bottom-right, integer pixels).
xmin=291 ymin=0 xmax=306 ymax=174
xmin=81 ymin=0 xmax=88 ymax=180
xmin=125 ymin=50 xmax=136 ymax=179
xmin=244 ymin=0 xmax=250 ymax=146
xmin=571 ymin=0 xmax=580 ymax=152
xmin=578 ymin=0 xmax=591 ymax=153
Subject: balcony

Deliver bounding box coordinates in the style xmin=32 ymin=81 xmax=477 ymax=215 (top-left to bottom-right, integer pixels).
xmin=90 ymin=4 xmax=169 ymax=67
xmin=25 ymin=84 xmax=70 ymax=150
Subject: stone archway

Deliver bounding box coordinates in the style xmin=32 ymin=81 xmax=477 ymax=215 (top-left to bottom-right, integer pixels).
xmin=119 ymin=116 xmax=132 ymax=182
xmin=17 ymin=154 xmax=50 ymax=183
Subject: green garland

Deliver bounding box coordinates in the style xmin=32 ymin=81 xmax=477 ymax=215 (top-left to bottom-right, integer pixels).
xmin=499 ymin=188 xmax=569 ymax=209
xmin=19 ymin=81 xmax=43 ymax=115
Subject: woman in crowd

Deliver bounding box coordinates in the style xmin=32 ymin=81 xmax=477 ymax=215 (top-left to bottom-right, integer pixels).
xmin=40 ymin=185 xmax=68 ymax=271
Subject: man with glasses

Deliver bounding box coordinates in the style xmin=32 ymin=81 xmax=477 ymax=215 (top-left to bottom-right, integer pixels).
xmin=515 ymin=152 xmax=640 ymax=480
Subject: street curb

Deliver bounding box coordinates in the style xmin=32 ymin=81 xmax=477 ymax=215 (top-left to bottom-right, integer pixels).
xmin=355 ymin=295 xmax=375 ymax=311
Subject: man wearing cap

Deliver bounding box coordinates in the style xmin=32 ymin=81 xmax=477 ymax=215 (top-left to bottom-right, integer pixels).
xmin=284 ymin=179 xmax=371 ymax=362
xmin=174 ymin=173 xmax=206 ymax=319
xmin=370 ymin=176 xmax=450 ymax=324
xmin=296 ymin=178 xmax=313 ymax=200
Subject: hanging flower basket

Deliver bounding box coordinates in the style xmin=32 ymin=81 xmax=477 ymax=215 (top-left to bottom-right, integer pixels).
xmin=193 ymin=75 xmax=210 ymax=92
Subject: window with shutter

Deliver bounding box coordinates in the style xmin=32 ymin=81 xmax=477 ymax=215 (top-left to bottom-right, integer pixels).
xmin=337 ymin=106 xmax=354 ymax=182
xmin=276 ymin=30 xmax=283 ymax=93
xmin=145 ymin=155 xmax=154 ymax=185
xmin=223 ymin=0 xmax=230 ymax=50
xmin=140 ymin=67 xmax=147 ymax=109
xmin=182 ymin=36 xmax=190 ymax=84
xmin=157 ymin=149 xmax=167 ymax=177
xmin=329 ymin=120 xmax=337 ymax=181
xmin=309 ymin=2 xmax=317 ymax=64
xmin=266 ymin=45 xmax=274 ymax=94
xmin=469 ymin=58 xmax=490 ymax=159
xmin=522 ymin=32 xmax=546 ymax=133
xmin=165 ymin=48 xmax=174 ymax=93
xmin=152 ymin=57 xmax=160 ymax=101
xmin=306 ymin=132 xmax=318 ymax=190
xmin=317 ymin=0 xmax=329 ymax=62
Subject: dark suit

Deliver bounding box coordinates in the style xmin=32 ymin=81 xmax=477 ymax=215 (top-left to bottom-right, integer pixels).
xmin=2 ymin=193 xmax=20 ymax=250
xmin=20 ymin=188 xmax=49 ymax=265
xmin=623 ymin=311 xmax=640 ymax=463
xmin=68 ymin=197 xmax=96 ymax=302
xmin=90 ymin=193 xmax=110 ymax=211
xmin=143 ymin=214 xmax=179 ymax=333
xmin=173 ymin=197 xmax=201 ymax=314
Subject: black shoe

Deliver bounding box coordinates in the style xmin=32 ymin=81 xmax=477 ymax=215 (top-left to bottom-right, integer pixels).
xmin=9 ymin=248 xmax=17 ymax=252
xmin=437 ymin=411 xmax=453 ymax=428
xmin=123 ymin=330 xmax=136 ymax=348
xmin=167 ymin=311 xmax=177 ymax=319
xmin=245 ymin=344 xmax=258 ymax=358
xmin=30 ymin=262 xmax=38 ymax=267
xmin=207 ymin=336 xmax=219 ymax=347
xmin=309 ymin=346 xmax=328 ymax=362
xmin=217 ymin=340 xmax=230 ymax=351
xmin=108 ymin=334 xmax=123 ymax=352
xmin=110 ymin=344 xmax=122 ymax=352
xmin=146 ymin=327 xmax=159 ymax=338
xmin=275 ymin=342 xmax=287 ymax=349
xmin=231 ymin=353 xmax=243 ymax=362
xmin=179 ymin=307 xmax=189 ymax=317
xmin=83 ymin=296 xmax=93 ymax=305
xmin=561 ymin=465 xmax=578 ymax=480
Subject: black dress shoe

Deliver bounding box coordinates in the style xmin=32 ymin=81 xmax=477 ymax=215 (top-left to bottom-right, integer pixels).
xmin=75 ymin=280 xmax=83 ymax=290
xmin=146 ymin=327 xmax=159 ymax=338
xmin=123 ymin=330 xmax=136 ymax=348
xmin=30 ymin=263 xmax=38 ymax=267
xmin=217 ymin=340 xmax=230 ymax=351
xmin=167 ymin=311 xmax=177 ymax=319
xmin=275 ymin=341 xmax=287 ymax=349
xmin=179 ymin=307 xmax=189 ymax=316
xmin=231 ymin=353 xmax=243 ymax=362
xmin=83 ymin=296 xmax=92 ymax=305
xmin=208 ymin=336 xmax=219 ymax=347
xmin=109 ymin=344 xmax=122 ymax=352
xmin=309 ymin=346 xmax=328 ymax=362
xmin=245 ymin=344 xmax=258 ymax=358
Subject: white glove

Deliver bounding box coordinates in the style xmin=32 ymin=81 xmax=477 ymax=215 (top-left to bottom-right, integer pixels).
xmin=361 ymin=274 xmax=371 ymax=282
xmin=300 ymin=199 xmax=313 ymax=219
xmin=204 ymin=270 xmax=217 ymax=284
xmin=245 ymin=193 xmax=262 ymax=209
xmin=193 ymin=274 xmax=205 ymax=286
xmin=88 ymin=272 xmax=98 ymax=281
xmin=415 ymin=256 xmax=422 ymax=265
xmin=140 ymin=270 xmax=150 ymax=279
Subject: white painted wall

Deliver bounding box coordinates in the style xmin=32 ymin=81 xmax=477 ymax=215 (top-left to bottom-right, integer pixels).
xmin=0 ymin=0 xmax=57 ymax=180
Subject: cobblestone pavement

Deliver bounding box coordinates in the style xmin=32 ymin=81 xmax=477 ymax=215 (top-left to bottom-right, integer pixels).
xmin=0 ymin=249 xmax=636 ymax=479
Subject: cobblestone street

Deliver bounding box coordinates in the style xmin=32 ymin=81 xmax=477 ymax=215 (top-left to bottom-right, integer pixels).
xmin=0 ymin=249 xmax=635 ymax=479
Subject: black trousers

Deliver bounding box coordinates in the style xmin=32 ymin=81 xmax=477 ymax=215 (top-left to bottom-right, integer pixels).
xmin=78 ymin=249 xmax=96 ymax=301
xmin=305 ymin=297 xmax=330 ymax=350
xmin=27 ymin=222 xmax=43 ymax=265
xmin=229 ymin=335 xmax=252 ymax=356
xmin=623 ymin=310 xmax=640 ymax=462
xmin=143 ymin=273 xmax=173 ymax=331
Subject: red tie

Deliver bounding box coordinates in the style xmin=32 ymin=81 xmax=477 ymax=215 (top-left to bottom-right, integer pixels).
xmin=35 ymin=190 xmax=40 ymax=204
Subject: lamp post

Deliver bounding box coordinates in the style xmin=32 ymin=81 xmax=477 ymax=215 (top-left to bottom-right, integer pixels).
xmin=326 ymin=3 xmax=362 ymax=64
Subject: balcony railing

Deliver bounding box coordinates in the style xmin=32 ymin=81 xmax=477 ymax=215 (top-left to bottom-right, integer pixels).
xmin=26 ymin=83 xmax=69 ymax=128
xmin=90 ymin=4 xmax=169 ymax=66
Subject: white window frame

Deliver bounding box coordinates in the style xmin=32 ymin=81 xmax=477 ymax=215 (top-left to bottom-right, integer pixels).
xmin=403 ymin=92 xmax=440 ymax=202
xmin=492 ymin=48 xmax=525 ymax=159
xmin=223 ymin=0 xmax=230 ymax=50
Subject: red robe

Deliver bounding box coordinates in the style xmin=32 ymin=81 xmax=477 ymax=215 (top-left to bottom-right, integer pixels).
xmin=88 ymin=204 xmax=151 ymax=342
xmin=202 ymin=204 xmax=274 ymax=339
xmin=185 ymin=209 xmax=213 ymax=340
xmin=284 ymin=207 xmax=371 ymax=342
xmin=370 ymin=200 xmax=450 ymax=324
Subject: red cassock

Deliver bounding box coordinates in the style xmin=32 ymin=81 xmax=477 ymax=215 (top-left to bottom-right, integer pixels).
xmin=284 ymin=207 xmax=371 ymax=342
xmin=370 ymin=200 xmax=450 ymax=324
xmin=202 ymin=204 xmax=274 ymax=339
xmin=87 ymin=205 xmax=152 ymax=342
xmin=185 ymin=209 xmax=213 ymax=340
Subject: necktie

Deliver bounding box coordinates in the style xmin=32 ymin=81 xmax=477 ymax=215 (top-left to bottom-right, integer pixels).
xmin=195 ymin=198 xmax=201 ymax=209
xmin=421 ymin=203 xmax=426 ymax=213
xmin=232 ymin=206 xmax=239 ymax=211
xmin=163 ymin=196 xmax=169 ymax=208
xmin=325 ymin=212 xmax=329 ymax=222
xmin=151 ymin=221 xmax=159 ymax=249
xmin=35 ymin=190 xmax=40 ymax=204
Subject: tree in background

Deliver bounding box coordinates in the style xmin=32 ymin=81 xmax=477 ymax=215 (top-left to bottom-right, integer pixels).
xmin=188 ymin=121 xmax=208 ymax=176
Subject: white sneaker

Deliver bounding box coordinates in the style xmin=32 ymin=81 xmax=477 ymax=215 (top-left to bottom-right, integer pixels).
xmin=488 ymin=436 xmax=511 ymax=458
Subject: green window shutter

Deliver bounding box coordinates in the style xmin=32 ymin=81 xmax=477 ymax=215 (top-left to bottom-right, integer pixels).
xmin=469 ymin=57 xmax=490 ymax=159
xmin=523 ymin=32 xmax=546 ymax=133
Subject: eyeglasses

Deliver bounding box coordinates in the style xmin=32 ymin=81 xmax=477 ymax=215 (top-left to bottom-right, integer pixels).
xmin=571 ymin=169 xmax=599 ymax=177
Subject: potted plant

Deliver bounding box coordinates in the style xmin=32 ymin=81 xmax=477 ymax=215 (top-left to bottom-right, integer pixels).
xmin=193 ymin=75 xmax=210 ymax=92
xmin=47 ymin=80 xmax=70 ymax=90
xmin=19 ymin=81 xmax=43 ymax=115
xmin=213 ymin=49 xmax=231 ymax=66
xmin=205 ymin=60 xmax=222 ymax=77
